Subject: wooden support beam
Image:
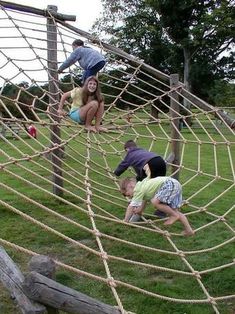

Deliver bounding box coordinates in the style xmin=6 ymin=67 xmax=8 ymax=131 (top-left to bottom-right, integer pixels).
xmin=0 ymin=246 xmax=46 ymax=314
xmin=23 ymin=271 xmax=121 ymax=314
xmin=0 ymin=1 xmax=76 ymax=21
xmin=181 ymin=88 xmax=235 ymax=129
xmin=47 ymin=5 xmax=64 ymax=197
xmin=170 ymin=74 xmax=181 ymax=180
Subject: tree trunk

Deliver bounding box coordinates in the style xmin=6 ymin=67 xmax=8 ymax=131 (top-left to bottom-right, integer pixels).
xmin=183 ymin=48 xmax=192 ymax=126
xmin=150 ymin=105 xmax=159 ymax=121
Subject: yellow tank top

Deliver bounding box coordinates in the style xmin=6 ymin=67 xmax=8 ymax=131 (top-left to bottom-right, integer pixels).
xmin=70 ymin=87 xmax=83 ymax=110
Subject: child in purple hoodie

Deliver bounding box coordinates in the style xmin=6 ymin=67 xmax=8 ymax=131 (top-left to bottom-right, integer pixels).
xmin=114 ymin=140 xmax=168 ymax=219
xmin=114 ymin=140 xmax=166 ymax=181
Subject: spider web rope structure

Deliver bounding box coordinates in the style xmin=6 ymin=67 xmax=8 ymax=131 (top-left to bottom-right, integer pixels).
xmin=0 ymin=2 xmax=234 ymax=314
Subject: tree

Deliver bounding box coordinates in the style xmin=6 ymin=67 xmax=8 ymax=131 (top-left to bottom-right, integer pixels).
xmin=0 ymin=82 xmax=47 ymax=119
xmin=146 ymin=0 xmax=234 ymax=95
xmin=95 ymin=0 xmax=234 ymax=105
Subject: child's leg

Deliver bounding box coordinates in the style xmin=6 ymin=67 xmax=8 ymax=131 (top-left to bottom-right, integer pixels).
xmin=176 ymin=210 xmax=194 ymax=236
xmin=79 ymin=101 xmax=99 ymax=131
xmin=152 ymin=198 xmax=194 ymax=235
xmin=94 ymin=101 xmax=107 ymax=132
xmin=151 ymin=198 xmax=180 ymax=225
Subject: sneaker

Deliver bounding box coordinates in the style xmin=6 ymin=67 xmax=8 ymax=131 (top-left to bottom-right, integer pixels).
xmin=165 ymin=152 xmax=175 ymax=164
xmin=129 ymin=214 xmax=142 ymax=222
xmin=154 ymin=210 xmax=167 ymax=219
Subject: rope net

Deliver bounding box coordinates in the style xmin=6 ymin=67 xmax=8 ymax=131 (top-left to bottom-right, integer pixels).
xmin=0 ymin=3 xmax=234 ymax=314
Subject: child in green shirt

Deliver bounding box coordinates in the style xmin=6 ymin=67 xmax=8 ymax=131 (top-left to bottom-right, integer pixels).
xmin=120 ymin=176 xmax=194 ymax=236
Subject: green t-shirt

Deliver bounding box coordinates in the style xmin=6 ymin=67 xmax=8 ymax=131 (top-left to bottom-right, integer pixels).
xmin=130 ymin=176 xmax=168 ymax=207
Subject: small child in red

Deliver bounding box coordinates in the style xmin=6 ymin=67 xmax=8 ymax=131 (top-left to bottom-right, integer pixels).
xmin=28 ymin=124 xmax=37 ymax=138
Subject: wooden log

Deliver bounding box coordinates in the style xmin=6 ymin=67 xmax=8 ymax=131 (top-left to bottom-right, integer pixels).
xmin=0 ymin=246 xmax=46 ymax=314
xmin=0 ymin=0 xmax=76 ymax=21
xmin=28 ymin=255 xmax=58 ymax=314
xmin=28 ymin=255 xmax=56 ymax=278
xmin=23 ymin=271 xmax=121 ymax=314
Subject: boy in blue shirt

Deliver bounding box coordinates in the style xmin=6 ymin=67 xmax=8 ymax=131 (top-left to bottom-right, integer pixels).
xmin=58 ymin=39 xmax=106 ymax=84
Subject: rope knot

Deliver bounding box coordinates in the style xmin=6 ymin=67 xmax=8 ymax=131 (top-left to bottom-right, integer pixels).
xmin=178 ymin=251 xmax=185 ymax=257
xmin=219 ymin=216 xmax=226 ymax=222
xmin=199 ymin=207 xmax=207 ymax=212
xmin=163 ymin=231 xmax=171 ymax=238
xmin=208 ymin=297 xmax=217 ymax=305
xmin=93 ymin=229 xmax=101 ymax=237
xmin=100 ymin=251 xmax=108 ymax=260
xmin=88 ymin=210 xmax=94 ymax=217
xmin=107 ymin=276 xmax=116 ymax=287
xmin=193 ymin=271 xmax=201 ymax=279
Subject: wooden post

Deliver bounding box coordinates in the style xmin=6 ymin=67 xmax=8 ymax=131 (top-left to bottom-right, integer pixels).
xmin=28 ymin=255 xmax=58 ymax=314
xmin=0 ymin=112 xmax=6 ymax=137
xmin=47 ymin=5 xmax=63 ymax=196
xmin=0 ymin=246 xmax=46 ymax=314
xmin=23 ymin=271 xmax=121 ymax=314
xmin=170 ymin=74 xmax=180 ymax=180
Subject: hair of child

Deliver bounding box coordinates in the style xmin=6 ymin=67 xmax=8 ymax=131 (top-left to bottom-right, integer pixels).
xmin=124 ymin=140 xmax=137 ymax=150
xmin=72 ymin=39 xmax=84 ymax=47
xmin=81 ymin=76 xmax=104 ymax=105
xmin=119 ymin=177 xmax=136 ymax=196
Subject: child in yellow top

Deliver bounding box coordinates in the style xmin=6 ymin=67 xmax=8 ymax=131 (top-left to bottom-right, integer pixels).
xmin=58 ymin=76 xmax=106 ymax=133
xmin=119 ymin=176 xmax=194 ymax=236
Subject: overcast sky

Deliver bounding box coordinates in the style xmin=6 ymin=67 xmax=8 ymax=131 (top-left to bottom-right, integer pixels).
xmin=4 ymin=0 xmax=103 ymax=32
xmin=0 ymin=0 xmax=104 ymax=84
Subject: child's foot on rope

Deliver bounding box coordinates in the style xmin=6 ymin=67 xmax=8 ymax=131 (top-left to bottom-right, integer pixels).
xmin=96 ymin=126 xmax=108 ymax=133
xmin=182 ymin=228 xmax=195 ymax=237
xmin=164 ymin=214 xmax=179 ymax=225
xmin=84 ymin=126 xmax=97 ymax=133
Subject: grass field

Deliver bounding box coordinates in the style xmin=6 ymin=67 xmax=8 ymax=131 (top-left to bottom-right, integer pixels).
xmin=0 ymin=119 xmax=234 ymax=314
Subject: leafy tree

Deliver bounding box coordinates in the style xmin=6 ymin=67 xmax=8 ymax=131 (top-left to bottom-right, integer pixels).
xmin=0 ymin=82 xmax=47 ymax=119
xmin=95 ymin=0 xmax=234 ymax=105
xmin=146 ymin=0 xmax=234 ymax=95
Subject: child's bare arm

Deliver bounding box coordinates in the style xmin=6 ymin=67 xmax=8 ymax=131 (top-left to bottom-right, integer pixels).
xmin=133 ymin=201 xmax=147 ymax=215
xmin=124 ymin=204 xmax=134 ymax=222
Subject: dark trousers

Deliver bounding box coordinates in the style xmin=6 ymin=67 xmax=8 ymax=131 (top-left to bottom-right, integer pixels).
xmin=82 ymin=60 xmax=106 ymax=83
xmin=137 ymin=156 xmax=166 ymax=181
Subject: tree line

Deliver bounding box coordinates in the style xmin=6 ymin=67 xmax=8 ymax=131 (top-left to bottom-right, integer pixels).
xmin=93 ymin=0 xmax=234 ymax=106
xmin=0 ymin=0 xmax=234 ymax=120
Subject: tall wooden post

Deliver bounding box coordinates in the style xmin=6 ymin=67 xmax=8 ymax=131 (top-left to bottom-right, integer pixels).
xmin=170 ymin=74 xmax=180 ymax=180
xmin=47 ymin=5 xmax=63 ymax=196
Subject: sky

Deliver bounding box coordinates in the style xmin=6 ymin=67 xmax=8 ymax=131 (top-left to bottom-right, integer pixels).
xmin=4 ymin=0 xmax=103 ymax=32
xmin=0 ymin=0 xmax=104 ymax=84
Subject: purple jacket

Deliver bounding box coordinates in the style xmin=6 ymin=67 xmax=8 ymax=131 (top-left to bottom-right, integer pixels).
xmin=114 ymin=147 xmax=158 ymax=178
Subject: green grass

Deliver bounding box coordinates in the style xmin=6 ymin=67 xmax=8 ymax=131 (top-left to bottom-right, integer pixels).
xmin=0 ymin=119 xmax=234 ymax=314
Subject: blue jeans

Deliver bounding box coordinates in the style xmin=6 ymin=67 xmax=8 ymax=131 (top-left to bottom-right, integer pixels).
xmin=82 ymin=60 xmax=106 ymax=83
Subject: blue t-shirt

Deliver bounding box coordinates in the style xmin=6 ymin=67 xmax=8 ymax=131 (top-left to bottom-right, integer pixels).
xmin=59 ymin=46 xmax=105 ymax=72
